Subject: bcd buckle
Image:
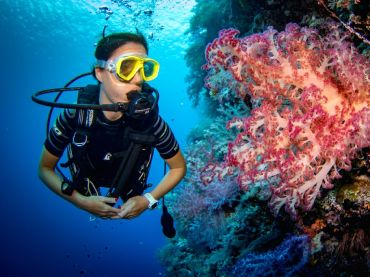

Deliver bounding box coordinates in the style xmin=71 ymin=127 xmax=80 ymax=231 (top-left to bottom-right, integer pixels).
xmin=72 ymin=132 xmax=88 ymax=147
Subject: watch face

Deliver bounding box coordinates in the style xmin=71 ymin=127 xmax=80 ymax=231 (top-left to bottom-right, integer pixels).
xmin=150 ymin=202 xmax=158 ymax=209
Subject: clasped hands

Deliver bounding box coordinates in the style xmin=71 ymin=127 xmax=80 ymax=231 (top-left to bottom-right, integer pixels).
xmin=78 ymin=194 xmax=149 ymax=220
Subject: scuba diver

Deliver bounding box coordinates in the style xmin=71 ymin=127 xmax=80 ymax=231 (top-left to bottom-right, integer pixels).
xmin=36 ymin=31 xmax=186 ymax=225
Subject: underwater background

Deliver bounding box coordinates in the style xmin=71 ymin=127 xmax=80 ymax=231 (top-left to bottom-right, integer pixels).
xmin=1 ymin=0 xmax=197 ymax=276
xmin=1 ymin=0 xmax=369 ymax=277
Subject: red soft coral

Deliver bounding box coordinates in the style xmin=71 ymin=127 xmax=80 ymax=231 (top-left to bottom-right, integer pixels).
xmin=202 ymin=22 xmax=370 ymax=220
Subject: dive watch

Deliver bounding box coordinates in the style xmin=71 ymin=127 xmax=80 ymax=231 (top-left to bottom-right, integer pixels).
xmin=61 ymin=179 xmax=74 ymax=196
xmin=144 ymin=193 xmax=158 ymax=209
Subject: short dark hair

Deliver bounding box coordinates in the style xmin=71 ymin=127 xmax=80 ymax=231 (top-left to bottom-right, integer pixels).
xmin=94 ymin=31 xmax=149 ymax=61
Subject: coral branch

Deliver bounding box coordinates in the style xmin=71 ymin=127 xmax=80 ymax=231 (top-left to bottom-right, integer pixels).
xmin=317 ymin=0 xmax=370 ymax=45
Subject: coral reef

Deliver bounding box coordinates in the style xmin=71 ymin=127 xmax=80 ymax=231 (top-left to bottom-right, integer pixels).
xmin=318 ymin=0 xmax=370 ymax=46
xmin=159 ymin=2 xmax=369 ymax=276
xmin=185 ymin=0 xmax=369 ymax=108
xmin=201 ymin=22 xmax=370 ymax=220
xmin=185 ymin=0 xmax=325 ymax=107
xmin=299 ymin=173 xmax=370 ymax=275
xmin=229 ymin=235 xmax=310 ymax=277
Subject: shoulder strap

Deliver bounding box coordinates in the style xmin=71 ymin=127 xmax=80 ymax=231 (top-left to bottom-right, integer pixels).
xmin=61 ymin=85 xmax=99 ymax=178
xmin=77 ymin=84 xmax=99 ymax=104
xmin=73 ymin=85 xmax=99 ymax=145
xmin=76 ymin=85 xmax=99 ymax=127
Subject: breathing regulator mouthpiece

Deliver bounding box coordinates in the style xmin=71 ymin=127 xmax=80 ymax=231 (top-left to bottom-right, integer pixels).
xmin=126 ymin=90 xmax=156 ymax=119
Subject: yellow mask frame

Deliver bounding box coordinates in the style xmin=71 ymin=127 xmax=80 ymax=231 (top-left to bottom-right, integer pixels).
xmin=96 ymin=53 xmax=160 ymax=82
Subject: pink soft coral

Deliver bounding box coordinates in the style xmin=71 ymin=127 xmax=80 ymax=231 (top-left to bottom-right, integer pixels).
xmin=201 ymin=22 xmax=370 ymax=219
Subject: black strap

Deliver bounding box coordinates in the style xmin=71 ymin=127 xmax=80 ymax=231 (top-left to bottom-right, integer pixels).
xmin=108 ymin=143 xmax=137 ymax=197
xmin=107 ymin=128 xmax=155 ymax=199
xmin=77 ymin=85 xmax=100 ymax=105
xmin=160 ymin=161 xmax=176 ymax=238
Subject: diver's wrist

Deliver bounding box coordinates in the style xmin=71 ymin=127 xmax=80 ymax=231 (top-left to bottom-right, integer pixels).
xmin=143 ymin=193 xmax=158 ymax=209
xmin=71 ymin=190 xmax=87 ymax=208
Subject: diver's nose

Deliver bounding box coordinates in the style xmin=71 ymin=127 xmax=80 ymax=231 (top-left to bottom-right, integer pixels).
xmin=131 ymin=68 xmax=143 ymax=83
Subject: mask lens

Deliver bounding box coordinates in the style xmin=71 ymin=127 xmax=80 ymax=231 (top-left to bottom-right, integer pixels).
xmin=143 ymin=59 xmax=159 ymax=81
xmin=118 ymin=57 xmax=138 ymax=79
xmin=143 ymin=61 xmax=155 ymax=78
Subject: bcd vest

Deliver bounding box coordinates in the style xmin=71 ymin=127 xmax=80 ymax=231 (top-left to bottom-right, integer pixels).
xmin=61 ymin=84 xmax=157 ymax=201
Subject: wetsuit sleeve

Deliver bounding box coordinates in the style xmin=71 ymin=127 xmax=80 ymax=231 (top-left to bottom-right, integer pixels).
xmin=152 ymin=115 xmax=180 ymax=160
xmin=44 ymin=108 xmax=77 ymax=157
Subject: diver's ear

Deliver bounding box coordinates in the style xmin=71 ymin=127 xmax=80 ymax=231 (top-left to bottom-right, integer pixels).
xmin=95 ymin=67 xmax=103 ymax=83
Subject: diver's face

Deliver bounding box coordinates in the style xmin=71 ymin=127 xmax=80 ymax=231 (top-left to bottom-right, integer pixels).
xmin=95 ymin=42 xmax=147 ymax=104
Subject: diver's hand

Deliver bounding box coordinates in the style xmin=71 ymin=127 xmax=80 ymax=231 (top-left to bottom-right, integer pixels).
xmin=76 ymin=195 xmax=121 ymax=218
xmin=114 ymin=196 xmax=148 ymax=219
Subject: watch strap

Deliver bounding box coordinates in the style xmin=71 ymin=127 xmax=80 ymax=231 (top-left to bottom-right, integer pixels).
xmin=144 ymin=193 xmax=158 ymax=209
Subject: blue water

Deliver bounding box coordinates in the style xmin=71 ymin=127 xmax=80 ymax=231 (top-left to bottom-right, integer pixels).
xmin=0 ymin=1 xmax=198 ymax=276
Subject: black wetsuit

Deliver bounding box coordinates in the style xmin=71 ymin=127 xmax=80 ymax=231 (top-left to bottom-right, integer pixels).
xmin=45 ymin=108 xmax=179 ymax=194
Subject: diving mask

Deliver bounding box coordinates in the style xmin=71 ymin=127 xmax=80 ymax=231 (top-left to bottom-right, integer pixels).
xmin=96 ymin=53 xmax=160 ymax=82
